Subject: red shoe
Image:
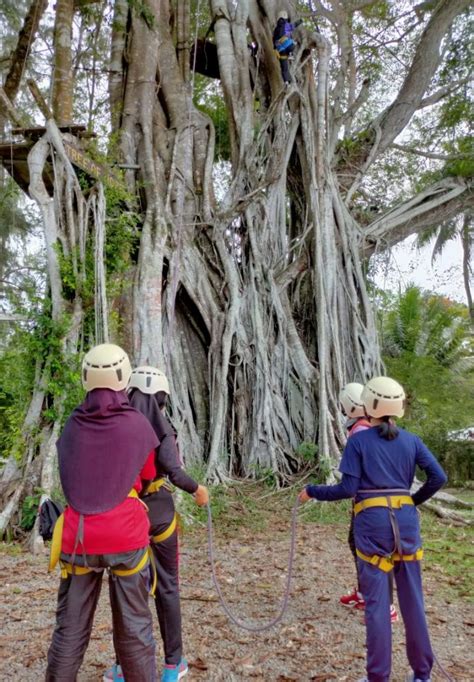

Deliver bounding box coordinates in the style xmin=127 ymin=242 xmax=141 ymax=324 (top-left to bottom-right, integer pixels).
xmin=340 ymin=588 xmax=365 ymax=608
xmin=361 ymin=604 xmax=399 ymax=624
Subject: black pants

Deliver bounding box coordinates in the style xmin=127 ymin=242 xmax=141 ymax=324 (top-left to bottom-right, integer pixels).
xmin=46 ymin=549 xmax=156 ymax=682
xmin=278 ymin=45 xmax=294 ymax=83
xmin=147 ymin=489 xmax=183 ymax=666
xmin=348 ymin=507 xmax=394 ymax=602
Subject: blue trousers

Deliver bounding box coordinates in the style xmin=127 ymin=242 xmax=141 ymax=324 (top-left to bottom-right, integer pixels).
xmin=358 ymin=558 xmax=434 ymax=682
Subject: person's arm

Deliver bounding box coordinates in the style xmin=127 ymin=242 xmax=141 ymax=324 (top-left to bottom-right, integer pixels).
xmin=300 ymin=438 xmax=361 ymax=503
xmin=158 ymin=429 xmax=199 ymax=493
xmin=154 ymin=411 xmax=209 ymax=504
xmin=305 ymin=473 xmax=359 ymax=501
xmin=411 ymin=437 xmax=447 ymax=506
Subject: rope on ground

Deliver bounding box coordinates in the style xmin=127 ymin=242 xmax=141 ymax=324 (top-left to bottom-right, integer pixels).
xmin=205 ymin=498 xmax=300 ymax=632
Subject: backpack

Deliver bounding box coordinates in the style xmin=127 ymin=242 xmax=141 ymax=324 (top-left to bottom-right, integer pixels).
xmin=38 ymin=496 xmax=64 ymax=541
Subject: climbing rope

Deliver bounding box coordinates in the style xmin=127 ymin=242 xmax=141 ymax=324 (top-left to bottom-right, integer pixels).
xmin=205 ymin=498 xmax=300 ymax=632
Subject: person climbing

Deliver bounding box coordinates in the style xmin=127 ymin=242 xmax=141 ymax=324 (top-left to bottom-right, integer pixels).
xmin=104 ymin=366 xmax=209 ymax=682
xmin=46 ymin=344 xmax=159 ymax=682
xmin=338 ymin=383 xmax=398 ymax=624
xmin=273 ymin=10 xmax=303 ymax=85
xmin=299 ymin=376 xmax=447 ymax=682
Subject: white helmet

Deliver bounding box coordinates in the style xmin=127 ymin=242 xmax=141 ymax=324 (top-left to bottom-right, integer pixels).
xmin=278 ymin=10 xmax=289 ymax=21
xmin=82 ymin=343 xmax=132 ymax=392
xmin=339 ymin=382 xmax=365 ymax=418
xmin=361 ymin=376 xmax=405 ymax=418
xmin=128 ymin=366 xmax=170 ymax=395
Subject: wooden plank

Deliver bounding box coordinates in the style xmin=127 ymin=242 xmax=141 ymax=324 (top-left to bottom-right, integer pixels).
xmin=11 ymin=124 xmax=86 ymax=137
xmin=62 ymin=140 xmax=123 ymax=190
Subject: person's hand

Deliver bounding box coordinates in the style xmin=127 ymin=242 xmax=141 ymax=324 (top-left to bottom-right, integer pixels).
xmin=298 ymin=488 xmax=311 ymax=503
xmin=194 ymin=484 xmax=209 ymax=506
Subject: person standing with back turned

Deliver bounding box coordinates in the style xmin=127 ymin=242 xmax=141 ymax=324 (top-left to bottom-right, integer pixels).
xmin=338 ymin=383 xmax=398 ymax=624
xmin=299 ymin=376 xmax=447 ymax=682
xmin=104 ymin=366 xmax=209 ymax=682
xmin=46 ymin=344 xmax=159 ymax=682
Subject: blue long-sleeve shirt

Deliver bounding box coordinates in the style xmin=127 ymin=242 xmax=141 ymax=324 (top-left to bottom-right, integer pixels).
xmin=306 ymin=427 xmax=447 ymax=505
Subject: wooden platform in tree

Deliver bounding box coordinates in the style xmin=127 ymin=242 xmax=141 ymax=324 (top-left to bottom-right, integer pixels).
xmin=0 ymin=132 xmax=121 ymax=197
xmin=0 ymin=140 xmax=54 ymax=195
xmin=11 ymin=124 xmax=95 ymax=141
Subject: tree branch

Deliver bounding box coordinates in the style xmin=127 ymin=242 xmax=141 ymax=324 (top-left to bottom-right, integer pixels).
xmin=419 ymin=77 xmax=471 ymax=108
xmin=374 ymin=0 xmax=471 ymax=154
xmin=363 ymin=177 xmax=473 ymax=253
xmin=390 ymin=142 xmax=471 ymax=161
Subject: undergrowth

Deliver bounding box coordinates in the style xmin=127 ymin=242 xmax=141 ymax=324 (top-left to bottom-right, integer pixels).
xmin=177 ymin=479 xmax=473 ymax=602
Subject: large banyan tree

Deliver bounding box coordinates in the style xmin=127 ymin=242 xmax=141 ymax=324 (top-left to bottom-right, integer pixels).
xmin=0 ymin=0 xmax=472 ymax=537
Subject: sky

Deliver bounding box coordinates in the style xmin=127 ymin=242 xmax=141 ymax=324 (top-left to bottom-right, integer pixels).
xmin=372 ymin=234 xmax=469 ymax=305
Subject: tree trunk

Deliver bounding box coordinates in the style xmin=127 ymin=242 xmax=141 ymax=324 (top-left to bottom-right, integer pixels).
xmin=52 ymin=0 xmax=75 ymax=125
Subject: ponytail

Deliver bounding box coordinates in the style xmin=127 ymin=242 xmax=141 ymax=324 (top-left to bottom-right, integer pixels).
xmin=377 ymin=416 xmax=399 ymax=441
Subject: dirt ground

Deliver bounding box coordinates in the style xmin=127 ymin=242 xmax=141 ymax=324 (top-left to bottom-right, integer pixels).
xmin=0 ymin=503 xmax=473 ymax=682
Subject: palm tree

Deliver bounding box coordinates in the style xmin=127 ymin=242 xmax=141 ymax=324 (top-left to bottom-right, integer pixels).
xmin=417 ymin=214 xmax=473 ymax=324
xmin=382 ymin=285 xmax=469 ymax=367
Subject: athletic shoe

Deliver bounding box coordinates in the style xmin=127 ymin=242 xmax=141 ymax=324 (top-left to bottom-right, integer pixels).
xmin=161 ymin=658 xmax=188 ymax=682
xmin=340 ymin=588 xmax=365 ymax=608
xmin=406 ymin=675 xmax=431 ymax=682
xmin=361 ymin=604 xmax=399 ymax=625
xmin=103 ymin=663 xmax=124 ymax=681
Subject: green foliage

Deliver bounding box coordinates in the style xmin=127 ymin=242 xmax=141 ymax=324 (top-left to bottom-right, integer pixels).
xmin=358 ymin=1 xmax=390 ymax=21
xmin=378 ymin=287 xmax=473 ymax=466
xmin=20 ymin=490 xmax=43 ymax=531
xmin=195 ymin=83 xmax=231 ymax=161
xmin=299 ymin=498 xmax=353 ymax=525
xmin=443 ymin=136 xmax=474 ymax=179
xmin=384 ymin=354 xmax=474 ymax=457
xmin=127 ymin=0 xmax=155 ymax=29
xmin=296 ymin=441 xmax=318 ymax=462
xmin=440 ymin=440 xmax=474 ymax=485
xmin=381 ymin=286 xmax=470 ymax=367
xmin=422 ymin=514 xmax=474 ymax=601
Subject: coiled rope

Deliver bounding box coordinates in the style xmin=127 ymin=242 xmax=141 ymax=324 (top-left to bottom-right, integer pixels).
xmin=205 ymin=498 xmax=300 ymax=632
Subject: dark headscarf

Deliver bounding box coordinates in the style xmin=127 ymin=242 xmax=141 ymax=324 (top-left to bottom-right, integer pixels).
xmin=57 ymin=388 xmax=158 ymax=514
xmin=128 ymin=388 xmax=171 ymax=442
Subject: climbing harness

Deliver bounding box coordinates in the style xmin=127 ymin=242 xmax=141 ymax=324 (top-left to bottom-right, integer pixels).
xmin=205 ymin=498 xmax=300 ymax=632
xmin=355 ymin=548 xmax=423 ymax=573
xmin=354 ymin=488 xmax=419 ymax=569
xmin=48 ymin=488 xmax=157 ymax=595
xmin=152 ymin=513 xmax=178 ymax=544
xmin=353 ymin=494 xmax=414 ymax=516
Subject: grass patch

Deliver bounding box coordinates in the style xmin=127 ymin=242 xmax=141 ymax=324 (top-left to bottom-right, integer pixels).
xmin=421 ymin=514 xmax=474 ymax=601
xmin=298 ymin=498 xmax=353 ymax=525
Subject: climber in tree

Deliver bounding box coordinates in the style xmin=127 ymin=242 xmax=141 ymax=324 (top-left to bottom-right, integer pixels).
xmin=273 ymin=10 xmax=303 ymax=84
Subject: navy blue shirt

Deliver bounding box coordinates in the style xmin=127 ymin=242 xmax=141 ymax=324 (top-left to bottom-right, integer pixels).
xmin=305 ymin=427 xmax=447 ymax=556
xmin=306 ymin=427 xmax=447 ymax=505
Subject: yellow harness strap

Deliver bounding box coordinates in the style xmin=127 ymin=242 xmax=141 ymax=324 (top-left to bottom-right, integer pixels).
xmin=353 ymin=495 xmax=414 ymax=516
xmin=49 ymin=512 xmax=65 ymax=572
xmin=58 ymin=547 xmax=156 ymax=596
xmin=49 ymin=489 xmax=147 ymax=573
xmin=145 ymin=478 xmax=173 ymax=495
xmin=356 ymin=548 xmax=424 ymax=573
xmin=151 ymin=513 xmax=177 ymax=544
xmin=112 ymin=547 xmax=149 ymax=577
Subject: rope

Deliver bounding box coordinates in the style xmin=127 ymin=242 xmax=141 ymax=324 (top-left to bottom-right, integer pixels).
xmin=205 ymin=498 xmax=300 ymax=632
